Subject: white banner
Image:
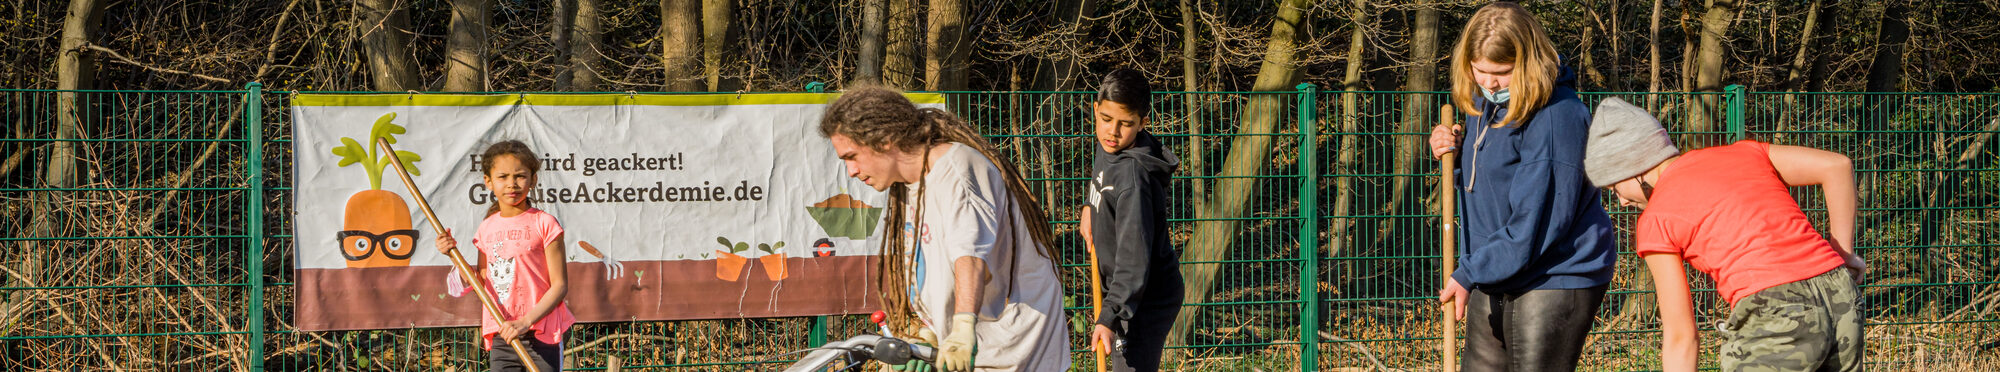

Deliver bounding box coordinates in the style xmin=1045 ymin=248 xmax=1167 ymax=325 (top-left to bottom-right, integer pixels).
xmin=291 ymin=93 xmax=939 ymax=330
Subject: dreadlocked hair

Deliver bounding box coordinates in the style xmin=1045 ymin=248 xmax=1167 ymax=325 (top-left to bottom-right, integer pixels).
xmin=819 ymin=85 xmax=1058 ymax=335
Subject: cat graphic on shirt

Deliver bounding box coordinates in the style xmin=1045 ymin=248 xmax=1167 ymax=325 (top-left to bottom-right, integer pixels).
xmin=486 ymin=241 xmax=517 ymax=303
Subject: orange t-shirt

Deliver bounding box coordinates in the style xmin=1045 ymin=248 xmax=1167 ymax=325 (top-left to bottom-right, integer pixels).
xmin=473 ymin=208 xmax=575 ymax=349
xmin=1633 ymin=140 xmax=1846 ymax=305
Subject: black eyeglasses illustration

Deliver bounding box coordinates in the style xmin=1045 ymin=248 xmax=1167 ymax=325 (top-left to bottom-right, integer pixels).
xmin=336 ymin=229 xmax=421 ymax=261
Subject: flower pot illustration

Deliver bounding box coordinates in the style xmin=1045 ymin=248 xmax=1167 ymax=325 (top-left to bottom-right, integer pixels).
xmin=329 ymin=113 xmax=424 ymax=268
xmin=715 ymin=237 xmax=752 ymax=282
xmin=806 ymin=194 xmax=881 ymax=239
xmin=758 ymin=242 xmax=789 ymax=281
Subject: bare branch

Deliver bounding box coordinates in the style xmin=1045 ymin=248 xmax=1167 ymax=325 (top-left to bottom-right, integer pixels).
xmin=80 ymin=43 xmax=232 ymax=83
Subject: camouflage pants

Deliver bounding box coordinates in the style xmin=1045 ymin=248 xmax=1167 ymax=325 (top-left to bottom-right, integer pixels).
xmin=1721 ymin=268 xmax=1862 ymax=372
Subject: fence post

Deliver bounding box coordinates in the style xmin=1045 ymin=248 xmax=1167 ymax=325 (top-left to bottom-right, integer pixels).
xmin=243 ymin=82 xmax=267 ymax=372
xmin=1295 ymin=82 xmax=1320 ymax=371
xmin=803 ymin=80 xmax=830 ymax=349
xmin=1726 ymin=84 xmax=1747 ymax=141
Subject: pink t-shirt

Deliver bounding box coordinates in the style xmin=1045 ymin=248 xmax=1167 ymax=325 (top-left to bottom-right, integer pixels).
xmin=473 ymin=208 xmax=575 ymax=349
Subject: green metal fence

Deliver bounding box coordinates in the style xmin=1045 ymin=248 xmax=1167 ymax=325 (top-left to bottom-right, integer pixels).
xmin=2 ymin=84 xmax=1995 ymax=371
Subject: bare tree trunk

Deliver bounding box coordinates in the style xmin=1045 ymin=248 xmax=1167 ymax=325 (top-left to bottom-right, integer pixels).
xmin=924 ymin=0 xmax=970 ymax=90
xmin=444 ymin=0 xmax=493 ymax=92
xmin=702 ymin=0 xmax=734 ymax=91
xmin=1677 ymin=3 xmax=1696 ymax=128
xmin=571 ymin=0 xmax=604 ymax=90
xmin=883 ymin=0 xmax=918 ymax=89
xmin=1647 ymin=0 xmax=1662 ymax=111
xmin=1180 ymin=0 xmax=1206 ymax=212
xmin=551 ymin=0 xmax=576 ymax=90
xmin=1166 ymin=0 xmax=1315 ymax=351
xmin=1029 ymin=0 xmax=1101 ymax=91
xmin=1381 ymin=1 xmax=1440 ymax=247
xmin=1784 ymin=0 xmax=1823 ymax=93
xmin=1579 ymin=1 xmax=1605 ymax=88
xmin=1805 ymin=2 xmax=1840 ymax=93
xmin=1691 ymin=0 xmax=1737 ymax=146
xmin=17 ymin=0 xmax=102 ymax=334
xmin=356 ymin=0 xmax=419 ymax=91
xmin=1329 ymin=0 xmax=1369 ymax=263
xmin=856 ymin=0 xmax=886 ymax=85
xmin=1775 ymin=0 xmax=1824 ymax=140
xmin=1865 ymin=2 xmax=1908 ymax=93
xmin=660 ymin=0 xmax=703 ymax=91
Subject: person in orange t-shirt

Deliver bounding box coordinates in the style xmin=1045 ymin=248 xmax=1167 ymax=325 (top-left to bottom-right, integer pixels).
xmin=1582 ymin=98 xmax=1865 ymax=372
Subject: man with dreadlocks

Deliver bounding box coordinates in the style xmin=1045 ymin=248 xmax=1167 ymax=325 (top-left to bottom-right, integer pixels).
xmin=820 ymin=85 xmax=1070 ymax=372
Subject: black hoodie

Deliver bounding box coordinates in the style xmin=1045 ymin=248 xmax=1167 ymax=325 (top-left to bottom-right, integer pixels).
xmin=1088 ymin=130 xmax=1184 ymax=335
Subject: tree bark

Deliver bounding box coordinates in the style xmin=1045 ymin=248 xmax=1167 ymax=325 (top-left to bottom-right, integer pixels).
xmin=1329 ymin=0 xmax=1369 ymax=264
xmin=1579 ymin=1 xmax=1605 ymax=88
xmin=444 ymin=0 xmax=493 ymax=92
xmin=571 ymin=0 xmax=605 ymax=90
xmin=883 ymin=0 xmax=918 ymax=89
xmin=1180 ymin=0 xmax=1206 ymax=209
xmin=551 ymin=0 xmax=576 ymax=90
xmin=1805 ymin=2 xmax=1842 ymax=93
xmin=1774 ymin=0 xmax=1825 ymax=139
xmin=702 ymin=0 xmax=735 ymax=91
xmin=1647 ymin=0 xmax=1662 ymax=111
xmin=856 ymin=0 xmax=886 ymax=85
xmin=1691 ymin=0 xmax=1737 ymax=146
xmin=1784 ymin=0 xmax=1824 ymax=93
xmin=660 ymin=0 xmax=703 ymax=91
xmin=355 ymin=0 xmax=419 ymax=91
xmin=1166 ymin=0 xmax=1315 ymax=350
xmin=17 ymin=0 xmax=104 ymax=334
xmin=1865 ymin=2 xmax=1909 ymax=93
xmin=1381 ymin=2 xmax=1440 ymax=247
xmin=924 ymin=0 xmax=971 ymax=90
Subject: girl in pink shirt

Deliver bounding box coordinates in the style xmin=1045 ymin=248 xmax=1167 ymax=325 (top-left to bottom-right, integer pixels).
xmin=438 ymin=140 xmax=574 ymax=371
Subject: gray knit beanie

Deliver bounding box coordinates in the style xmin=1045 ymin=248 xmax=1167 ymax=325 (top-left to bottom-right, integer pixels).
xmin=1584 ymin=97 xmax=1679 ymax=187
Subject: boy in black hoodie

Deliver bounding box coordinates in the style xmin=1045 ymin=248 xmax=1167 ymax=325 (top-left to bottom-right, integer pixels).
xmin=1081 ymin=69 xmax=1184 ymax=372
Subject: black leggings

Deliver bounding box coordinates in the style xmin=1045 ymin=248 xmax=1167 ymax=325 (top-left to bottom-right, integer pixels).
xmin=490 ymin=335 xmax=563 ymax=372
xmin=1461 ymin=286 xmax=1607 ymax=372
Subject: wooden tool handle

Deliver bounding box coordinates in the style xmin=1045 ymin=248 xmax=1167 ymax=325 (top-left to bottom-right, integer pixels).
xmin=379 ymin=138 xmax=544 ymax=372
xmin=1438 ymin=104 xmax=1459 ymax=372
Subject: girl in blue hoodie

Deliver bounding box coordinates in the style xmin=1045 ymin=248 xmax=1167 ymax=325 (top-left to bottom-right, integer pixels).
xmin=1426 ymin=3 xmax=1618 ymax=371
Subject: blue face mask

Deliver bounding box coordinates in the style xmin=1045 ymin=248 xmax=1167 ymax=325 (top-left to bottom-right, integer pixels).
xmin=1482 ymin=87 xmax=1511 ymax=104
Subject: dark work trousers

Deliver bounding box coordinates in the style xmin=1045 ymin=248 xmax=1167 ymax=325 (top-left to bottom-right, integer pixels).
xmin=489 ymin=333 xmax=563 ymax=372
xmin=1460 ymin=285 xmax=1607 ymax=372
xmin=1108 ymin=281 xmax=1183 ymax=372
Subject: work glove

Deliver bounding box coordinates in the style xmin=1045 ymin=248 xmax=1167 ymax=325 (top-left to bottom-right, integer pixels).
xmin=937 ymin=313 xmax=977 ymax=372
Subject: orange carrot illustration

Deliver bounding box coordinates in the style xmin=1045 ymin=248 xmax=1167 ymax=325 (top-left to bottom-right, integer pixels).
xmin=330 ymin=113 xmax=424 ymax=268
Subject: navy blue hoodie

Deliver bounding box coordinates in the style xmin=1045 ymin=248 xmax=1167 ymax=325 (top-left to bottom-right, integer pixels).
xmin=1449 ymin=66 xmax=1617 ymax=293
xmin=1088 ymin=130 xmax=1184 ymax=335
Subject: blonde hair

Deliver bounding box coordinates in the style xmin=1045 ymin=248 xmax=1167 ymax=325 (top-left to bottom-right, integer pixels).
xmin=818 ymin=85 xmax=1057 ymax=333
xmin=1450 ymin=2 xmax=1561 ymax=128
